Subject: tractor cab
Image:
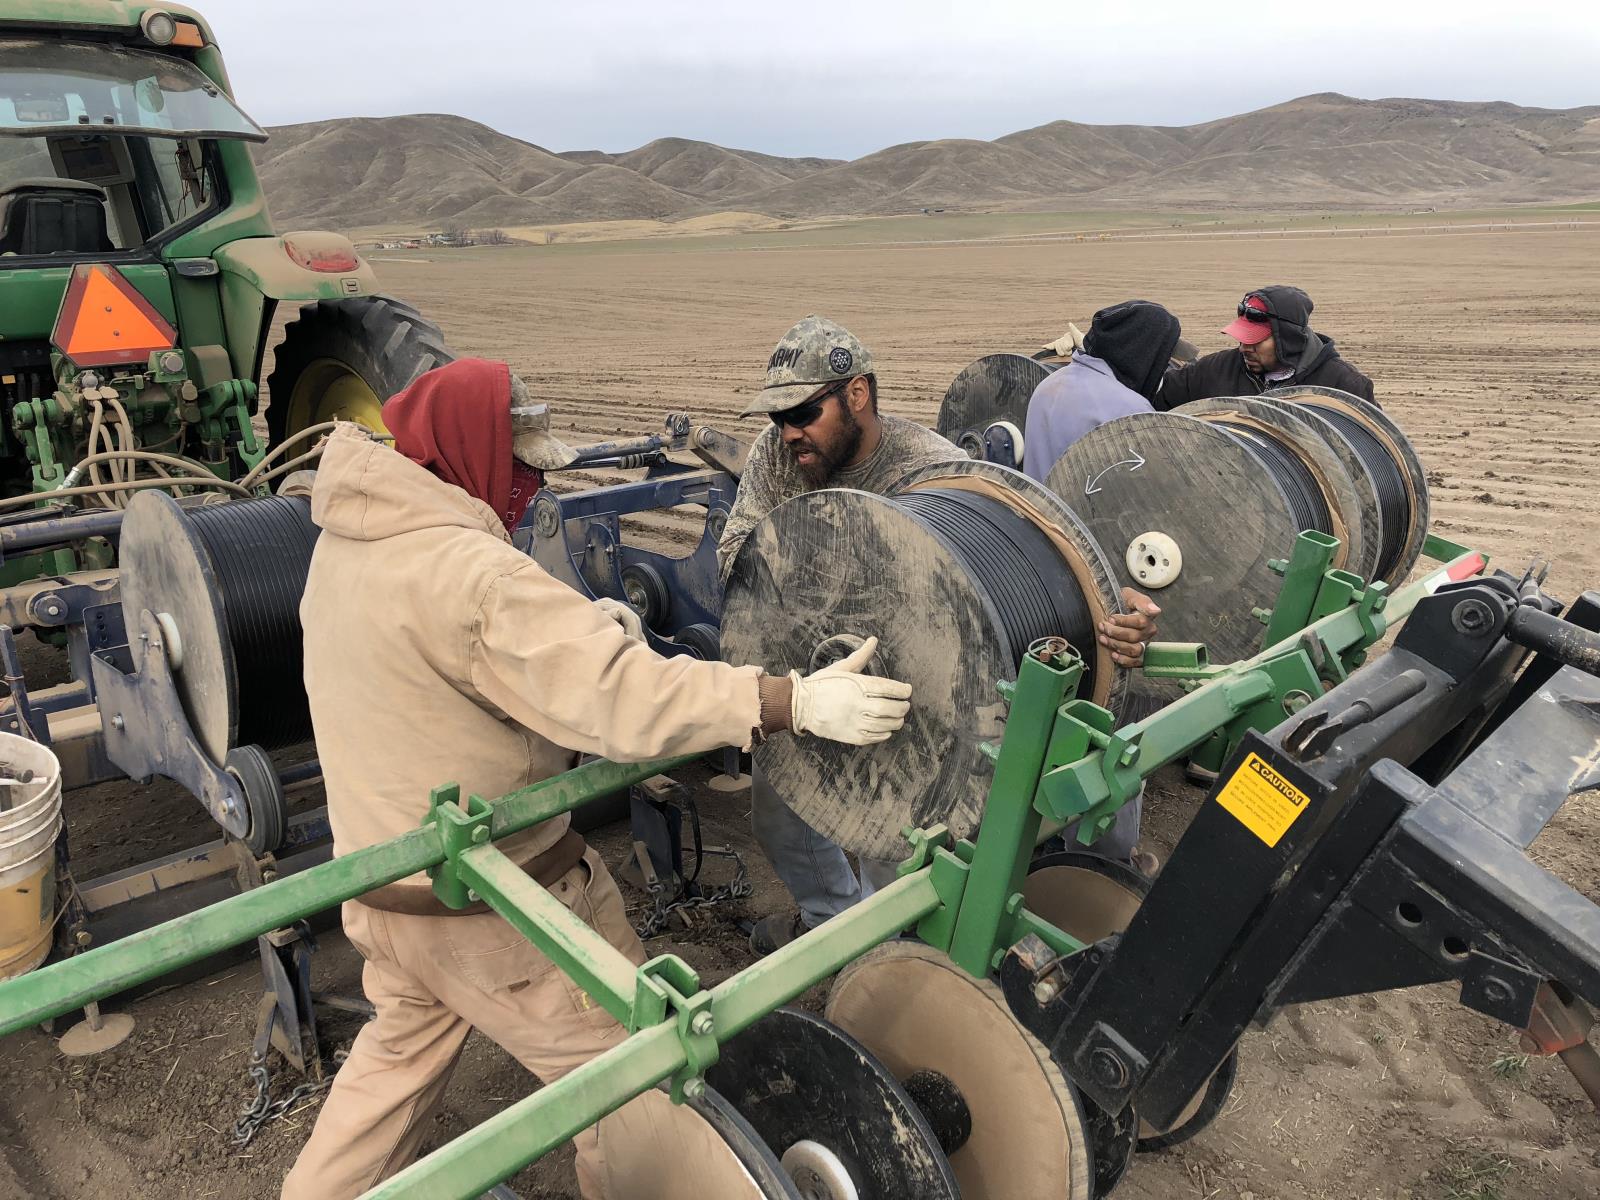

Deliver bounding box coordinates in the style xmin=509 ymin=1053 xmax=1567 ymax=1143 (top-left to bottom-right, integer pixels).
xmin=0 ymin=6 xmax=444 ymax=594
xmin=0 ymin=36 xmax=263 ymax=260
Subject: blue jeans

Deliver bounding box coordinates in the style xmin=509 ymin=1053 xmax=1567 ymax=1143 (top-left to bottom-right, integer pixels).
xmin=750 ymin=766 xmax=898 ymax=930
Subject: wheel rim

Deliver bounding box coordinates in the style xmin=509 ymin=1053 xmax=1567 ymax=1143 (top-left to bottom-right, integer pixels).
xmin=286 ymin=358 xmax=388 ymax=436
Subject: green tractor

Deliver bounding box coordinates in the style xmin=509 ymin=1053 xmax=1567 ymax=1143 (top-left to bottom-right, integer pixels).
xmin=0 ymin=2 xmax=453 ymax=588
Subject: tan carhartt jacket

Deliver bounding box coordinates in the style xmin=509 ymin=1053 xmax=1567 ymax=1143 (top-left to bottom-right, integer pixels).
xmin=300 ymin=425 xmax=762 ymax=888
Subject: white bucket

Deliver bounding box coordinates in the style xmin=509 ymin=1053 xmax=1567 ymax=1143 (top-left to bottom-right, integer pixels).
xmin=0 ymin=732 xmax=64 ymax=980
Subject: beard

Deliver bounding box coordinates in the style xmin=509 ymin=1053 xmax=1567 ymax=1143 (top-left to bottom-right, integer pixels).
xmin=788 ymin=404 xmax=863 ymax=486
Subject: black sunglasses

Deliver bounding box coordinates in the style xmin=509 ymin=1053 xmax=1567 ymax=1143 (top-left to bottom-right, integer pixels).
xmin=770 ymin=381 xmax=845 ymax=429
xmin=1237 ymin=298 xmax=1304 ymax=328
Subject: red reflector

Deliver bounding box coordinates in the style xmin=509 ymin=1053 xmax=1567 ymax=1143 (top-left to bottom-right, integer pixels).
xmin=1446 ymin=554 xmax=1487 ymax=581
xmin=283 ymin=237 xmax=359 ymax=273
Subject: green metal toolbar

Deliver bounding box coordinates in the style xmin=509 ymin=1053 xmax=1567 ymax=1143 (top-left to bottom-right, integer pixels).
xmin=0 ymin=534 xmax=1486 ymax=1200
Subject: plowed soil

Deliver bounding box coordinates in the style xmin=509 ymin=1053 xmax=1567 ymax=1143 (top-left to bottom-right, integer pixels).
xmin=2 ymin=225 xmax=1597 ymax=1200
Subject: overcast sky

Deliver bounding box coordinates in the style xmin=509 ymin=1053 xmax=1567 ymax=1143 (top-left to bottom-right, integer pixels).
xmin=207 ymin=1 xmax=1599 ymax=159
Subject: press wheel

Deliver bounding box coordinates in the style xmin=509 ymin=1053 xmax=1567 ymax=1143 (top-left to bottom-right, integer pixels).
xmin=827 ymin=942 xmax=1094 ymax=1199
xmin=597 ymin=1084 xmax=800 ymax=1199
xmin=1024 ymin=851 xmax=1239 ymax=1152
xmin=227 ymin=744 xmax=286 ymax=856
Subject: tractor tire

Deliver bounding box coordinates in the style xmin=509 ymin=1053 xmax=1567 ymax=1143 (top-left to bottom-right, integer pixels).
xmin=264 ymin=296 xmax=455 ymax=446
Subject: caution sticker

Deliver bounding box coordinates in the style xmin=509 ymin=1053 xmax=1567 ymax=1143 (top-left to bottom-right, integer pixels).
xmin=1214 ymin=752 xmax=1310 ymax=847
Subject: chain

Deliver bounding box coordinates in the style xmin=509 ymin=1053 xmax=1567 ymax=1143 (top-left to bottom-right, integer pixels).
xmin=231 ymin=1048 xmax=345 ymax=1147
xmin=634 ymin=845 xmax=752 ymax=940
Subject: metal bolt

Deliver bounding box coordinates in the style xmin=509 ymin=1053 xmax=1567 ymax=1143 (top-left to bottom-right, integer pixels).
xmin=467 ymin=889 xmax=479 ymax=903
xmin=690 ymin=1012 xmax=715 ymax=1036
xmin=682 ymin=1077 xmax=706 ymax=1100
xmin=1451 ymin=597 xmax=1495 ymax=636
xmin=1089 ymin=1047 xmax=1129 ymax=1089
xmin=111 ymin=713 xmax=125 ymax=730
xmin=471 ymin=825 xmax=491 ymax=844
xmin=1033 ymin=978 xmax=1059 ymax=1006
xmin=706 ymin=509 xmax=728 ymax=541
xmin=75 ymin=930 xmax=93 ymax=948
xmin=1483 ymin=978 xmax=1514 ymax=1005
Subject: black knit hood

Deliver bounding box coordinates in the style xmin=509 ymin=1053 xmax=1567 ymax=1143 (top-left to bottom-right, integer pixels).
xmin=1082 ymin=300 xmax=1182 ymax=403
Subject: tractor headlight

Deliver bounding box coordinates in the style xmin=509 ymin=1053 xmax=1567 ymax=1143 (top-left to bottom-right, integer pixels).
xmin=140 ymin=11 xmax=178 ymax=46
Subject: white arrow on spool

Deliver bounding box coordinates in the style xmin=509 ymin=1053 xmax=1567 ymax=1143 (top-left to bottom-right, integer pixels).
xmin=1085 ymin=452 xmax=1145 ymax=496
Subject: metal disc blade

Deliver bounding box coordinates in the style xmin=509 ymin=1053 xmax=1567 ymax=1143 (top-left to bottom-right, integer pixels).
xmin=708 ymin=1007 xmax=958 ymax=1200
xmin=827 ymin=942 xmax=1093 ymax=1199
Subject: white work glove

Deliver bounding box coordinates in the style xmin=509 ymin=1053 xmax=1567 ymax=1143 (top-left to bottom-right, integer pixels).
xmin=788 ymin=636 xmax=913 ymax=746
xmin=595 ymin=597 xmax=645 ymax=643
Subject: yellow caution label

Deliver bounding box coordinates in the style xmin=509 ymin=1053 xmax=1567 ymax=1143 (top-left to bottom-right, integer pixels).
xmin=1215 ymin=752 xmax=1310 ymax=847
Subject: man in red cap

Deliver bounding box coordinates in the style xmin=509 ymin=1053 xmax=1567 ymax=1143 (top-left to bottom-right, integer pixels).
xmin=1158 ymin=286 xmax=1375 ymax=408
xmin=281 ymin=358 xmax=913 ymax=1199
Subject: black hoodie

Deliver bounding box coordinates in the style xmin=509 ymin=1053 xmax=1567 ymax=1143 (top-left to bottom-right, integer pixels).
xmin=1082 ymin=299 xmax=1182 ymax=403
xmin=1155 ymin=285 xmax=1376 ymax=410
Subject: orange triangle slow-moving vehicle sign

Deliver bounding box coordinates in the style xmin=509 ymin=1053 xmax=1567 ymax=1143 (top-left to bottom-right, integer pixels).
xmin=51 ymin=263 xmax=178 ymax=368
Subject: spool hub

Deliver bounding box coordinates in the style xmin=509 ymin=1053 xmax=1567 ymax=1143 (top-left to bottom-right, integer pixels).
xmin=1125 ymin=532 xmax=1182 ymax=590
xmin=827 ymin=942 xmax=1094 ymax=1199
xmin=722 ymin=460 xmax=1123 ymax=860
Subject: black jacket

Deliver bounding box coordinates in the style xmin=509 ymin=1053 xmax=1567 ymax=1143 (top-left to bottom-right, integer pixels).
xmin=1157 ymin=285 xmax=1376 ymax=409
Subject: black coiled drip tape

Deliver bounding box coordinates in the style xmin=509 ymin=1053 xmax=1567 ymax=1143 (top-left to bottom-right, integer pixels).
xmin=184 ymin=497 xmax=320 ymax=749
xmin=1301 ymin=404 xmax=1412 ymax=583
xmin=1212 ymin=420 xmax=1332 ymax=537
xmin=893 ymin=488 xmax=1096 ymax=696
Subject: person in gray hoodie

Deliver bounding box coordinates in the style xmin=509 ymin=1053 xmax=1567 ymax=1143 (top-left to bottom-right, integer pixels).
xmin=1022 ymin=299 xmax=1182 ymax=485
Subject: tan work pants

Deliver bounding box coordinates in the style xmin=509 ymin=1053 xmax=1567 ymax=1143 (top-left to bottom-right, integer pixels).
xmin=281 ymin=846 xmax=643 ymax=1200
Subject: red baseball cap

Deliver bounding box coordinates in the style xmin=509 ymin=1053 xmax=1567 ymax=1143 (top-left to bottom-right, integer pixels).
xmin=1221 ymin=294 xmax=1274 ymax=345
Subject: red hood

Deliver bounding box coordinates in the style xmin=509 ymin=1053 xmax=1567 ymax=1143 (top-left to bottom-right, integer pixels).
xmin=384 ymin=358 xmax=541 ymax=533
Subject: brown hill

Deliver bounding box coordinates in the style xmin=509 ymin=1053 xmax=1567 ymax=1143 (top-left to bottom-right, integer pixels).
xmin=255 ymin=94 xmax=1600 ymax=232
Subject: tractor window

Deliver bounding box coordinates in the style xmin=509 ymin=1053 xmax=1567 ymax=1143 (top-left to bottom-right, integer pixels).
xmin=0 ymin=39 xmax=265 ymax=140
xmin=0 ymin=133 xmax=222 ymax=256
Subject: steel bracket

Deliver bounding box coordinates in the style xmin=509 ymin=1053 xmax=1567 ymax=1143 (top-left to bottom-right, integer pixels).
xmin=426 ymin=787 xmax=492 ymax=910
xmin=90 ymin=608 xmax=248 ymax=836
xmin=631 ymin=955 xmax=716 ymax=1100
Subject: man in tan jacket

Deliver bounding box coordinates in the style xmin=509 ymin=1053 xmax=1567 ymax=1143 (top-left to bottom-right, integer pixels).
xmin=280 ymin=358 xmax=911 ymax=1200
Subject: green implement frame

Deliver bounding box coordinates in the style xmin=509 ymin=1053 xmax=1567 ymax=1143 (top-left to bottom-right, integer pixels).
xmin=0 ymin=534 xmax=1485 ymax=1200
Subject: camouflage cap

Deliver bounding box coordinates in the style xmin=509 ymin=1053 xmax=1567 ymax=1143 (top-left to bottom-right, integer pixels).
xmin=741 ymin=315 xmax=875 ymax=417
xmin=509 ymin=372 xmax=579 ymax=470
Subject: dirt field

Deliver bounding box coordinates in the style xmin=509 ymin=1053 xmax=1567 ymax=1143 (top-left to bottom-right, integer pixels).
xmin=3 ymin=225 xmax=1598 ymax=1200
